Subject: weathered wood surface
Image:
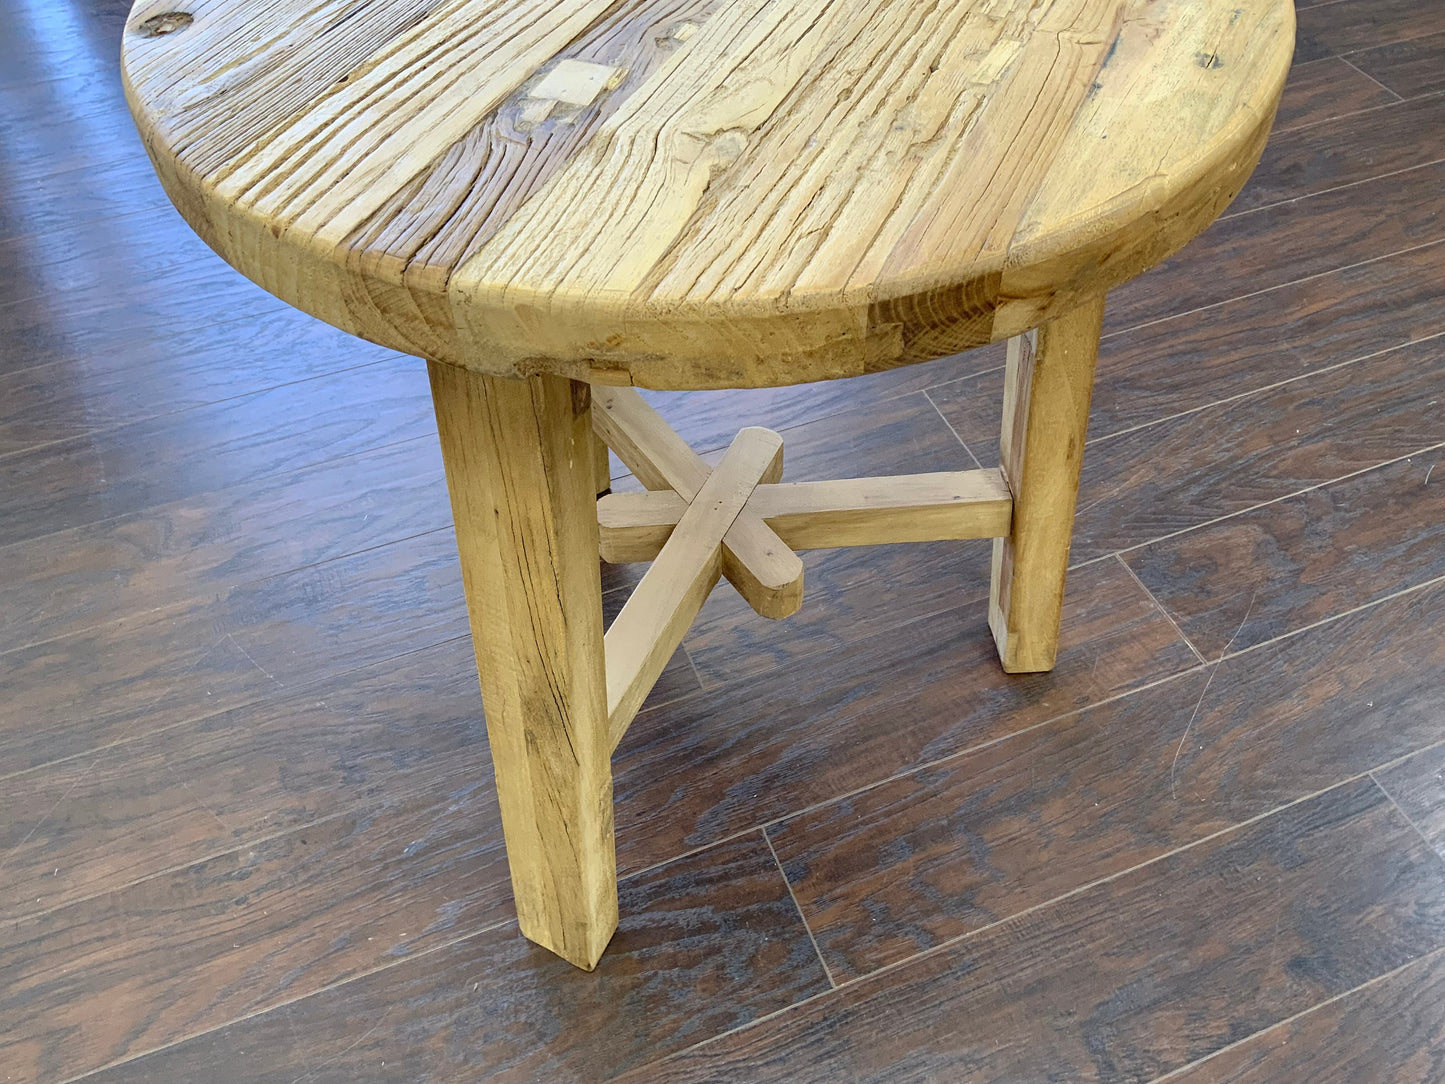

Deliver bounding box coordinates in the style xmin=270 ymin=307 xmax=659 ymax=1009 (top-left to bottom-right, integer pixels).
xmin=7 ymin=0 xmax=1445 ymax=1070
xmin=598 ymin=468 xmax=1014 ymax=561
xmin=122 ymin=0 xmax=1292 ymax=388
xmin=428 ymin=366 xmax=617 ymax=970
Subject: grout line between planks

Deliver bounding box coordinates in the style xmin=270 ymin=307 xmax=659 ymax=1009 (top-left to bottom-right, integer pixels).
xmin=763 ymin=826 xmax=838 ymax=989
xmin=0 ymin=426 xmax=440 ymax=559
xmin=1108 ymin=440 xmax=1445 ymax=561
xmin=1114 ymin=553 xmax=1208 ymax=665
xmin=60 ymin=915 xmax=519 ymax=1084
xmin=0 ymin=354 xmax=415 ymax=465
xmin=1369 ymin=769 xmax=1445 ymax=858
xmin=1086 ymin=329 xmax=1445 ymax=448
xmin=924 ymin=384 xmax=989 ymax=470
xmin=2 ymin=723 xmax=495 ymax=926
xmin=626 ymin=568 xmax=1445 ymax=887
xmin=1100 ymin=236 xmax=1445 ymax=343
xmin=0 ymin=520 xmax=456 ymax=664
xmin=1148 ymin=943 xmax=1445 ymax=1082
xmin=0 ymin=627 xmax=475 ymax=791
xmin=1337 ymin=55 xmax=1408 ymax=101
xmin=637 ymin=771 xmax=1424 ymax=1072
xmin=622 ymin=658 xmax=1214 ymax=884
xmin=46 ymin=586 xmax=1445 ymax=1076
xmin=1217 ymin=140 xmax=1445 ymax=223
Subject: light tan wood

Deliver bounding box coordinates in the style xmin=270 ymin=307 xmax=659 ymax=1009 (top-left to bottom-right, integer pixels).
xmin=122 ymin=0 xmax=1292 ymax=389
xmin=989 ymin=297 xmax=1106 ymax=673
xmin=604 ymin=427 xmax=784 ymax=747
xmin=427 ymin=364 xmax=616 ymax=970
xmin=592 ymin=387 xmax=803 ymax=618
xmin=598 ymin=469 xmax=1014 ymax=562
xmin=122 ymin=0 xmax=1294 ymax=972
xmin=592 ymin=430 xmax=612 ymax=497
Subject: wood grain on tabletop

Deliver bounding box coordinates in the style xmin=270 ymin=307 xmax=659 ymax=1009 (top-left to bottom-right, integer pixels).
xmin=7 ymin=0 xmax=1444 ymax=1077
xmin=122 ymin=0 xmax=1291 ymax=386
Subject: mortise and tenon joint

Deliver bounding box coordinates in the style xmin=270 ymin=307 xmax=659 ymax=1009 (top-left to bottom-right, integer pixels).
xmin=591 ymin=384 xmax=1017 ymax=752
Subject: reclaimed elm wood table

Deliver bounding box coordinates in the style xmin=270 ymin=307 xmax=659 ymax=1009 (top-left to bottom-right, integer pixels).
xmin=122 ymin=0 xmax=1294 ymax=969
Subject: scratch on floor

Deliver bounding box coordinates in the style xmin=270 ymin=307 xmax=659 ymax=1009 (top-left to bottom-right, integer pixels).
xmin=171 ymin=763 xmax=234 ymax=835
xmin=0 ymin=632 xmax=235 ymax=881
xmin=289 ymin=1003 xmax=396 ymax=1083
xmin=1169 ymin=588 xmax=1258 ymax=802
xmin=228 ymin=631 xmax=284 ymax=687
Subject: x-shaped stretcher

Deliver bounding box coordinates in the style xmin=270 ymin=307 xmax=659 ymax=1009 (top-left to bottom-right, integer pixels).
xmin=591 ymin=385 xmax=1016 ymax=751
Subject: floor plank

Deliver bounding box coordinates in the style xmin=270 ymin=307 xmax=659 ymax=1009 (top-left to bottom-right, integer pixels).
xmin=0 ymin=781 xmax=512 ymax=1083
xmin=0 ymin=531 xmax=469 ymax=775
xmin=0 ymin=72 xmax=148 ymax=197
xmin=770 ymin=578 xmax=1445 ymax=979
xmin=0 ymin=436 xmax=447 ymax=652
xmin=1271 ymin=57 xmax=1400 ymax=133
xmin=0 ymin=633 xmax=485 ymax=921
xmin=0 ymin=260 xmax=294 ymax=380
xmin=683 ymin=537 xmax=993 ymax=685
xmin=1229 ymin=89 xmax=1445 ymax=216
xmin=1374 ymin=743 xmax=1445 ymax=859
xmin=0 ymin=353 xmax=435 ymax=550
xmin=0 ymin=313 xmax=402 ymax=455
xmin=1126 ymin=453 xmax=1445 ymax=659
xmin=1295 ymin=0 xmax=1445 ymax=63
xmin=613 ymin=558 xmax=1197 ymax=875
xmin=1104 ymin=158 xmax=1445 ymax=333
xmin=640 ymin=779 xmax=1445 ymax=1082
xmin=81 ymin=833 xmax=831 ymax=1084
xmin=1348 ymin=31 xmax=1445 ymax=100
xmin=1165 ymin=950 xmax=1445 ymax=1083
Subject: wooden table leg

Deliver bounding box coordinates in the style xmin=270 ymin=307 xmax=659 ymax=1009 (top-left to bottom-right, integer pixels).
xmin=428 ymin=363 xmax=617 ymax=970
xmin=592 ymin=429 xmax=612 ymax=497
xmin=989 ymin=296 xmax=1107 ymax=673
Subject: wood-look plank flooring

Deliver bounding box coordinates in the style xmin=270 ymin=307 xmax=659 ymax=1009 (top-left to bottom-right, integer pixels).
xmin=1 ymin=0 xmax=1443 ymax=1079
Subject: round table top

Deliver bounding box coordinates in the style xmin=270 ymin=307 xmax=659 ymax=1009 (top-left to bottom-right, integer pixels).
xmin=122 ymin=0 xmax=1293 ymax=390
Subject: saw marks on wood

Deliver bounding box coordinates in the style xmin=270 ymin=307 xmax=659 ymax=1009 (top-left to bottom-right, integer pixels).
xmin=122 ymin=0 xmax=1293 ymax=385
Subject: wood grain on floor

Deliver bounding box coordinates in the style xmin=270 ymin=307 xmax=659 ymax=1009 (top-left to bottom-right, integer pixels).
xmin=1 ymin=0 xmax=1443 ymax=1080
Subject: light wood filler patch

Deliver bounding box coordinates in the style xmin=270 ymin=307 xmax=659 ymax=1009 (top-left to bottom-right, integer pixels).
xmin=122 ymin=0 xmax=1294 ymax=388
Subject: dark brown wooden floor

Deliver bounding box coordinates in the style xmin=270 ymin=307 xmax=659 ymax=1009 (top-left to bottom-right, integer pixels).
xmin=2 ymin=0 xmax=1444 ymax=1080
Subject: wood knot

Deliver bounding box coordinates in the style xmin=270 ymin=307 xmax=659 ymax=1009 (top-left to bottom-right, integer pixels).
xmin=135 ymin=11 xmax=193 ymax=36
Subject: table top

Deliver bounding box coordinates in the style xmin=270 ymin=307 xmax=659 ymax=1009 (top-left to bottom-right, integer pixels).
xmin=122 ymin=0 xmax=1293 ymax=390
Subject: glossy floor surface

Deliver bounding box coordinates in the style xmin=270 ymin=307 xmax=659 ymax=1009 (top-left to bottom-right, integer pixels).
xmin=2 ymin=0 xmax=1444 ymax=1080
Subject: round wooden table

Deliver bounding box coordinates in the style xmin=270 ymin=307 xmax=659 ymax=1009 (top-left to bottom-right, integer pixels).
xmin=122 ymin=0 xmax=1294 ymax=969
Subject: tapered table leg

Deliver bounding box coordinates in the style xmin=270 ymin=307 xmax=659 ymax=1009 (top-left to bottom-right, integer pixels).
xmin=990 ymin=296 xmax=1107 ymax=673
xmin=428 ymin=363 xmax=617 ymax=970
